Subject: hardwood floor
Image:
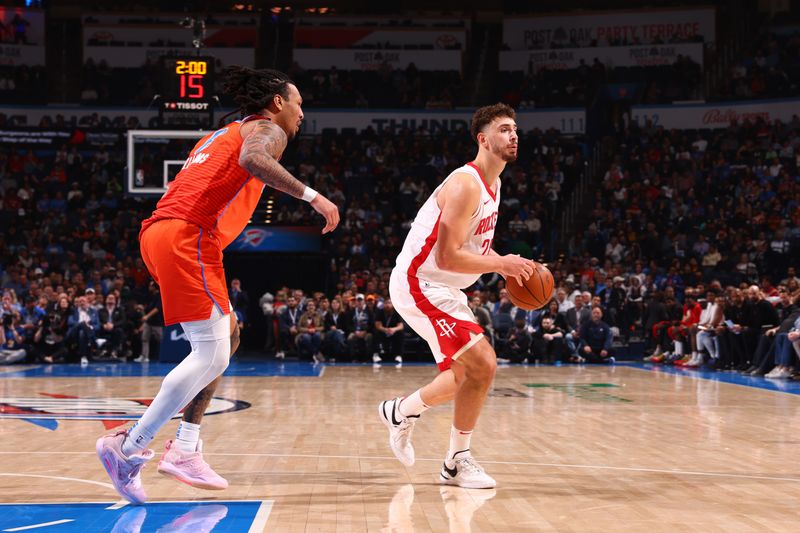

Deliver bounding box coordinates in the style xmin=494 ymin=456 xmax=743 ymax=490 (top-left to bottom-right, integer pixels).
xmin=0 ymin=362 xmax=798 ymax=531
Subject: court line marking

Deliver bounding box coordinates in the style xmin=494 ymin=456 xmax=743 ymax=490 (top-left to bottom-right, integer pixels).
xmin=105 ymin=501 xmax=128 ymax=510
xmin=248 ymin=500 xmax=274 ymax=533
xmin=622 ymin=363 xmax=800 ymax=396
xmin=3 ymin=519 xmax=74 ymax=531
xmin=1 ymin=454 xmax=796 ymax=483
xmin=0 ymin=473 xmax=113 ymax=490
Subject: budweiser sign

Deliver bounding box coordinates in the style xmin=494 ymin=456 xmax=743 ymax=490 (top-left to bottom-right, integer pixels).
xmin=702 ymin=109 xmax=771 ymax=125
xmin=632 ymin=99 xmax=800 ymax=130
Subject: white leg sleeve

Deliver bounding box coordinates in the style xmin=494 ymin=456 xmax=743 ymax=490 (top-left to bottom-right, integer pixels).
xmin=127 ymin=308 xmax=231 ymax=448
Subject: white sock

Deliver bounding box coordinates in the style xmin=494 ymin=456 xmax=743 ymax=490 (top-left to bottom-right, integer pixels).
xmin=447 ymin=426 xmax=473 ymax=461
xmin=398 ymin=390 xmax=430 ymax=418
xmin=122 ymin=422 xmax=155 ymax=457
xmin=121 ymin=312 xmax=230 ymax=458
xmin=674 ymin=341 xmax=683 ymax=356
xmin=175 ymin=421 xmax=201 ymax=452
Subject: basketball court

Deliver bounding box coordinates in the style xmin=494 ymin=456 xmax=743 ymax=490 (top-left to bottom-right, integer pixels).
xmin=1 ymin=360 xmax=798 ymax=532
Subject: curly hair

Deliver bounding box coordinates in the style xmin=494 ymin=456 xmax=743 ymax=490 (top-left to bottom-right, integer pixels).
xmin=222 ymin=65 xmax=294 ymax=117
xmin=470 ymin=102 xmax=516 ymax=143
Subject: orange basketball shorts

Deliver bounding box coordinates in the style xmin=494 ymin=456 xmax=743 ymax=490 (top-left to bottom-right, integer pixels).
xmin=139 ymin=219 xmax=230 ymax=326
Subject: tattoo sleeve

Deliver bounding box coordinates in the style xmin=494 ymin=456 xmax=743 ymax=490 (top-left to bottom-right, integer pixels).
xmin=238 ymin=120 xmax=307 ymax=199
xmin=182 ymin=376 xmax=221 ymax=424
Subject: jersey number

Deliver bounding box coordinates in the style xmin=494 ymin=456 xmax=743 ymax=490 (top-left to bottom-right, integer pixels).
xmin=480 ymin=238 xmax=493 ymax=255
xmin=194 ymin=127 xmax=229 ymax=155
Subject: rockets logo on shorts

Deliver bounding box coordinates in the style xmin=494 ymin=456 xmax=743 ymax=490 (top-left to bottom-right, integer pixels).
xmin=436 ymin=318 xmax=457 ymax=338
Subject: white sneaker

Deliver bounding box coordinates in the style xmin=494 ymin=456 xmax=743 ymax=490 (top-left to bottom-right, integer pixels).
xmin=767 ymin=367 xmax=792 ymax=379
xmin=439 ymin=452 xmax=496 ymax=489
xmin=275 ymin=351 xmax=285 ymax=360
xmin=394 ymin=355 xmax=403 ymax=364
xmin=378 ymin=397 xmax=417 ymax=466
xmin=80 ymin=356 xmax=89 ymax=366
xmin=496 ymin=357 xmax=511 ymax=365
xmin=133 ymin=355 xmax=149 ymax=363
xmin=373 ymin=354 xmax=383 ymax=363
xmin=685 ymin=353 xmax=701 ymax=367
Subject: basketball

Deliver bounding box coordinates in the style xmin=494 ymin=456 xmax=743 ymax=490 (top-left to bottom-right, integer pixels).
xmin=505 ymin=263 xmax=554 ymax=310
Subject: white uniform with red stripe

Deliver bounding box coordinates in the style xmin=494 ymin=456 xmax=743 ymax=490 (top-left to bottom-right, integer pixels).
xmin=390 ymin=162 xmax=500 ymax=371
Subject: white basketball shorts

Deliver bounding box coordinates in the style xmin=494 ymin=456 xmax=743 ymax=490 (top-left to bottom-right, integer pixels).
xmin=389 ymin=269 xmax=484 ymax=371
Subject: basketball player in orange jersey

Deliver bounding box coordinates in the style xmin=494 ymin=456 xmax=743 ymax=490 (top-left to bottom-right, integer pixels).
xmin=96 ymin=67 xmax=340 ymax=505
xmin=379 ymin=103 xmax=536 ymax=488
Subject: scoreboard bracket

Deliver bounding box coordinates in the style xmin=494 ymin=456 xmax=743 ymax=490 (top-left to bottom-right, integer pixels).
xmin=159 ymin=55 xmax=216 ymax=129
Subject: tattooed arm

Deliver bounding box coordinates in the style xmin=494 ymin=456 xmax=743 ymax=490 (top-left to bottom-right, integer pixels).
xmin=238 ymin=120 xmax=306 ymax=199
xmin=238 ymin=119 xmax=341 ymax=233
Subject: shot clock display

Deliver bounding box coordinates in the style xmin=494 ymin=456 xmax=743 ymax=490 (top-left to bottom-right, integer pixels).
xmin=164 ymin=57 xmax=214 ymax=101
xmin=160 ymin=56 xmax=216 ymax=128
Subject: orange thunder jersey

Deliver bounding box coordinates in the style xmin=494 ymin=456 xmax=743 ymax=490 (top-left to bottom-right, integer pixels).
xmin=140 ymin=114 xmax=273 ymax=249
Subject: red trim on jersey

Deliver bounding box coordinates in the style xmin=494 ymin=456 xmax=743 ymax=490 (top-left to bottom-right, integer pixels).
xmin=406 ymin=213 xmax=484 ymax=372
xmin=466 ymin=162 xmax=497 ymax=202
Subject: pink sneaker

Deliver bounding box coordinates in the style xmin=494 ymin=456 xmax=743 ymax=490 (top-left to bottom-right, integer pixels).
xmin=157 ymin=440 xmax=228 ymax=490
xmin=96 ymin=429 xmax=154 ymax=505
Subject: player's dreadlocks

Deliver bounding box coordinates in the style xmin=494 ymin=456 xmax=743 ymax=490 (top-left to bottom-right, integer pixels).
xmin=219 ymin=66 xmax=294 ymax=125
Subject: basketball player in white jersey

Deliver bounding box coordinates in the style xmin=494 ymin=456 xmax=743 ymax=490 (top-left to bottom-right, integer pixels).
xmin=379 ymin=103 xmax=535 ymax=488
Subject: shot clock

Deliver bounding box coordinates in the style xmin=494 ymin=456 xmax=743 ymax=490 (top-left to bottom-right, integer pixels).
xmin=159 ymin=56 xmax=216 ymax=128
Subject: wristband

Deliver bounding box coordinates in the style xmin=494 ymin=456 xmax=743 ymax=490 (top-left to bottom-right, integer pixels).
xmin=302 ymin=186 xmax=318 ymax=202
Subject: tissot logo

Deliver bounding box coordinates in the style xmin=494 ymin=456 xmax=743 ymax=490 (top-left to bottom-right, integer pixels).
xmin=0 ymin=393 xmax=250 ymax=431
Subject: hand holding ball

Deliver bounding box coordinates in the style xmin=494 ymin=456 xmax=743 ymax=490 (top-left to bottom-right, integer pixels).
xmin=505 ymin=262 xmax=554 ymax=310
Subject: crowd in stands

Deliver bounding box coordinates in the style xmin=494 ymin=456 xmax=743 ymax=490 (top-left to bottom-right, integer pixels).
xmin=503 ymin=29 xmax=705 ymax=51
xmin=77 ymin=59 xmax=465 ymax=110
xmin=563 ymin=112 xmax=799 ymax=374
xmin=0 ymin=13 xmax=33 ymax=44
xmin=255 ymin=275 xmax=799 ymax=370
xmin=718 ymin=29 xmax=800 ymax=101
xmin=0 ymin=65 xmax=47 ymax=105
xmin=498 ymin=55 xmax=703 ymax=109
xmin=248 ymin=101 xmax=800 ymax=370
xmin=0 ymin=119 xmax=584 ymax=364
xmin=287 ymin=64 xmax=464 ymax=109
xmin=1 ymin=76 xmax=798 ymax=373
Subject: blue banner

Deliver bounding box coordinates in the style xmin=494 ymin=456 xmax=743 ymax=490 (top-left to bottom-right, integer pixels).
xmin=225 ymin=226 xmax=321 ymax=253
xmin=160 ymin=324 xmax=191 ymax=363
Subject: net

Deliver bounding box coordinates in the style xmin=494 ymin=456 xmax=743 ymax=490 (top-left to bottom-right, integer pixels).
xmin=126 ymin=129 xmax=211 ymax=195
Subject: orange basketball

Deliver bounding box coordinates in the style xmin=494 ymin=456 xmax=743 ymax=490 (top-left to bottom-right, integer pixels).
xmin=505 ymin=263 xmax=554 ymax=310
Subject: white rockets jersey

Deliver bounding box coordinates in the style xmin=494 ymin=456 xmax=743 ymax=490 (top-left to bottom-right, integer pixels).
xmin=394 ymin=162 xmax=500 ymax=289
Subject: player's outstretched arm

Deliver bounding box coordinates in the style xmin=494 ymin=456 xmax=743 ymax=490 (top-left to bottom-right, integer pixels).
xmin=239 ymin=120 xmax=339 ymax=233
xmin=435 ymin=173 xmax=534 ymax=284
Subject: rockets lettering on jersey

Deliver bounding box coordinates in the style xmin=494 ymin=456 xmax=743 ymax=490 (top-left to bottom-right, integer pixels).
xmin=474 ymin=211 xmax=498 ymax=235
xmin=395 ymin=163 xmax=500 ymax=290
